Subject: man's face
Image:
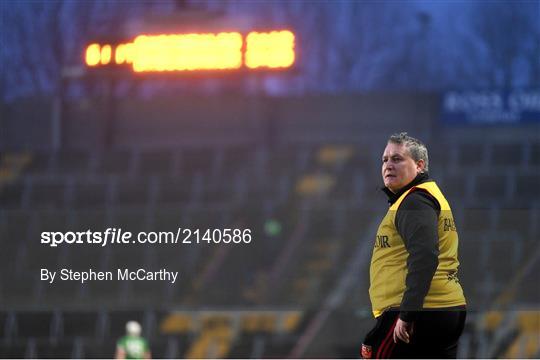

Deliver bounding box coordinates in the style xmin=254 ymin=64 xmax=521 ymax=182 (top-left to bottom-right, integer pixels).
xmin=381 ymin=142 xmax=424 ymax=193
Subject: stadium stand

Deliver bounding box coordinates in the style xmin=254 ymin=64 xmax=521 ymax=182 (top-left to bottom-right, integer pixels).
xmin=0 ymin=100 xmax=538 ymax=358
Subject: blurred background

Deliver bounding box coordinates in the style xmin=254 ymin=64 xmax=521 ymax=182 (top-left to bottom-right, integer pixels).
xmin=0 ymin=0 xmax=539 ymax=358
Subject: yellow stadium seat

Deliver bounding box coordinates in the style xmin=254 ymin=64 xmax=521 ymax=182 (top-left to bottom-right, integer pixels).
xmin=317 ymin=145 xmax=354 ymax=165
xmin=517 ymin=311 xmax=540 ymax=333
xmin=296 ymin=174 xmax=335 ymax=196
xmin=504 ymin=333 xmax=540 ymax=358
xmin=186 ymin=324 xmax=234 ymax=359
xmin=483 ymin=310 xmax=503 ymax=331
xmin=160 ymin=313 xmax=193 ymax=334
xmin=281 ymin=312 xmax=302 ymax=332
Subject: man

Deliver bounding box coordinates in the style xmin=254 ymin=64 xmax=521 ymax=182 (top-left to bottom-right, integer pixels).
xmin=115 ymin=320 xmax=151 ymax=360
xmin=362 ymin=133 xmax=466 ymax=359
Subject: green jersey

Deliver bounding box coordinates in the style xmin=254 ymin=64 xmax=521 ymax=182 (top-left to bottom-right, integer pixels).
xmin=117 ymin=335 xmax=149 ymax=359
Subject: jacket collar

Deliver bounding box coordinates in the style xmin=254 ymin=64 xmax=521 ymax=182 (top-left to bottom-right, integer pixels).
xmin=382 ymin=172 xmax=430 ymax=205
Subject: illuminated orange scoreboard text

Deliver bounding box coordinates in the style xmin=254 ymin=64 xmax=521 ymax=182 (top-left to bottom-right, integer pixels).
xmin=85 ymin=30 xmax=295 ymax=72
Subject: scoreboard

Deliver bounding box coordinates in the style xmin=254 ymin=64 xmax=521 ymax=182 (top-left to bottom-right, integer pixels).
xmin=85 ymin=30 xmax=295 ymax=72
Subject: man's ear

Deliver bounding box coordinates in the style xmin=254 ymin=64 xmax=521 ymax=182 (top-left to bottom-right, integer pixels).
xmin=416 ymin=159 xmax=426 ymax=173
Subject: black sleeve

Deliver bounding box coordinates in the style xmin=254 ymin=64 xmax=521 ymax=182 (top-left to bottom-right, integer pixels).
xmin=395 ymin=190 xmax=440 ymax=322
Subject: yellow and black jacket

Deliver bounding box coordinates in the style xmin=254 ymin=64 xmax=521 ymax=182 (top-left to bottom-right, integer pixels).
xmin=369 ymin=173 xmax=466 ymax=321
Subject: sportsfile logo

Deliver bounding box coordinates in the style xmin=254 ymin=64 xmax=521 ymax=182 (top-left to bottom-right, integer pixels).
xmin=40 ymin=228 xmax=253 ymax=247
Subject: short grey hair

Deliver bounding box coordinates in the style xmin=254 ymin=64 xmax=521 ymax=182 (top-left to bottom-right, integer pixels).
xmin=388 ymin=132 xmax=429 ymax=172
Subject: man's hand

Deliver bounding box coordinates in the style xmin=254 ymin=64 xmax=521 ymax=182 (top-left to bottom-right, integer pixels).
xmin=393 ymin=318 xmax=413 ymax=344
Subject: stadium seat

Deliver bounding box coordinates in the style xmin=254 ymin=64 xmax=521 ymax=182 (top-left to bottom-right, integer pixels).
xmin=428 ymin=144 xmax=455 ymax=169
xmin=344 ymin=208 xmax=378 ymax=238
xmin=0 ymin=182 xmax=25 ymax=208
xmin=348 ymin=143 xmax=378 ymax=170
xmin=199 ymin=180 xmax=237 ymax=204
xmin=0 ymin=311 xmax=7 ymax=339
xmin=160 ymin=313 xmax=193 ymax=334
xmin=14 ymin=312 xmax=54 ymax=339
xmin=2 ymin=275 xmax=36 ymax=307
xmin=44 ymin=278 xmax=84 ymax=305
xmin=156 ymin=177 xmax=194 ymax=205
xmin=54 ymin=151 xmax=91 ymax=175
xmin=112 ymin=208 xmax=150 ymax=235
xmin=60 ymin=246 xmax=110 ymax=281
xmin=516 ymin=269 xmax=540 ymax=304
xmin=87 ymin=277 xmax=123 ymax=306
xmin=227 ymin=335 xmax=257 ymax=358
xmin=180 ymin=148 xmax=217 ymax=176
xmin=148 ymin=338 xmax=174 ymax=359
xmin=82 ymin=340 xmax=116 ymax=359
xmin=25 ymin=152 xmax=53 ymax=175
xmin=458 ymin=143 xmax=486 ymax=167
xmin=440 ymin=174 xmax=470 ymax=203
xmin=74 ymin=209 xmax=108 ymax=231
xmin=457 ymin=230 xmax=485 ymax=305
xmin=96 ymin=151 xmax=133 ymax=175
xmin=461 ymin=208 xmax=493 ymax=233
xmin=137 ymin=149 xmax=175 ymax=175
xmin=130 ymin=281 xmax=168 ymax=307
xmin=60 ymin=311 xmax=99 ymax=339
xmin=474 ymin=174 xmax=507 ymax=202
xmin=496 ymin=208 xmax=533 ymax=237
xmin=110 ymin=246 xmax=148 ymax=270
xmin=487 ymin=237 xmax=522 ymax=285
xmin=515 ymin=174 xmax=540 ymax=200
xmin=491 ymin=143 xmax=524 ymax=167
xmin=1 ymin=211 xmax=31 ymax=253
xmin=113 ymin=178 xmax=151 ymax=206
xmin=0 ymin=342 xmax=27 ymax=358
xmin=222 ymin=145 xmax=257 ymax=174
xmin=36 ymin=340 xmax=74 ymax=358
xmin=332 ymin=169 xmax=366 ymax=202
xmin=529 ymin=143 xmax=540 ymax=167
xmin=29 ymin=180 xmax=68 ymax=209
xmin=305 ymin=209 xmax=336 ymax=239
xmin=71 ymin=181 xmax=109 ymax=208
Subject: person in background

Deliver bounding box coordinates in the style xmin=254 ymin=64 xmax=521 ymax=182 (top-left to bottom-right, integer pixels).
xmin=115 ymin=320 xmax=151 ymax=360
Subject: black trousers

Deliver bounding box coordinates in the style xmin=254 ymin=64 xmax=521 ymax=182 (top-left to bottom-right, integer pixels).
xmin=361 ymin=307 xmax=466 ymax=359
